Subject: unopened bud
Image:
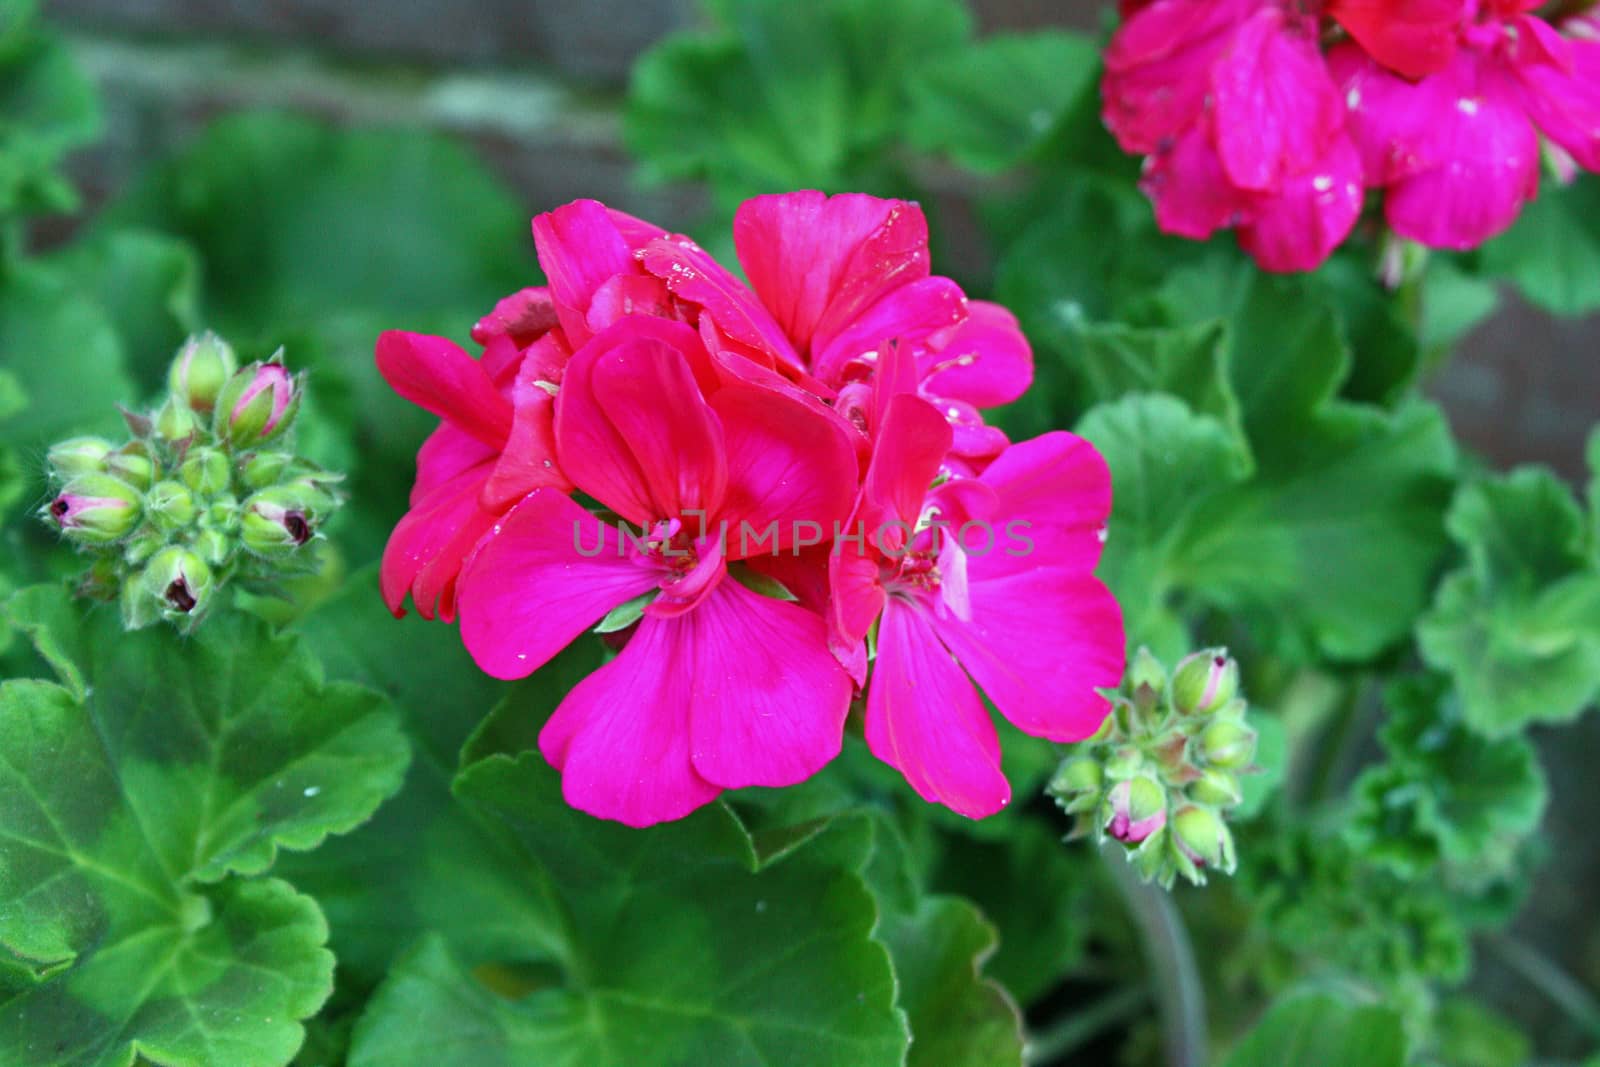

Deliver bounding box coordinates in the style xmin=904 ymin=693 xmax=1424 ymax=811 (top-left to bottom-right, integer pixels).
xmin=1128 ymin=646 xmax=1167 ymax=693
xmin=154 ymin=396 xmax=200 ymax=444
xmin=42 ymin=474 xmax=143 ymax=544
xmin=168 ymin=332 xmax=238 ymax=413
xmin=1171 ymin=649 xmax=1238 ymax=716
xmin=1050 ymin=756 xmax=1103 ymax=797
xmin=1187 ymin=767 xmax=1243 ymax=807
xmin=47 ymin=437 xmax=114 ymax=480
xmin=179 ymin=447 xmax=231 ymax=495
xmin=1172 ymin=805 xmax=1235 ymax=872
xmin=192 ymin=528 xmax=233 ymax=567
xmin=239 ymin=481 xmax=334 ymax=556
xmin=216 ymin=358 xmax=300 ymax=449
xmin=105 ymin=445 xmax=155 ymax=492
xmin=1105 ymin=776 xmax=1166 ymax=844
xmin=1198 ymin=719 xmax=1256 ymax=770
xmin=136 ymin=546 xmax=214 ymax=623
xmin=240 ymin=451 xmax=295 ymax=490
xmin=145 ymin=480 xmax=197 ymax=531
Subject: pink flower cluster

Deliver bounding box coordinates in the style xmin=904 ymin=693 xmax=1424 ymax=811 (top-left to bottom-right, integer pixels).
xmin=1105 ymin=0 xmax=1600 ymax=270
xmin=377 ymin=193 xmax=1126 ymax=827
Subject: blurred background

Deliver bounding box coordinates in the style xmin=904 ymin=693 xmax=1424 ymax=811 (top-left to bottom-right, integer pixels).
xmin=21 ymin=0 xmax=1600 ymax=1058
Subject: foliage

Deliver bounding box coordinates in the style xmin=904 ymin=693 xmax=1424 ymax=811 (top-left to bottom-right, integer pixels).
xmin=0 ymin=0 xmax=1596 ymax=1065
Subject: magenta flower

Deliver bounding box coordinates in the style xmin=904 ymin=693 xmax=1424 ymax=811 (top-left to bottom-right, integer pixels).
xmin=1333 ymin=5 xmax=1600 ymax=249
xmin=456 ymin=317 xmax=859 ymax=826
xmin=829 ymin=383 xmax=1124 ymax=819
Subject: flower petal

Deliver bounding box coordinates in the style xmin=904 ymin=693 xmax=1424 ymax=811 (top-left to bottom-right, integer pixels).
xmin=471 ymin=286 xmax=559 ymax=348
xmin=481 ymin=333 xmax=575 ymax=510
xmin=864 ymin=394 xmax=952 ymax=533
xmin=976 ymin=431 xmax=1113 ymax=576
xmin=412 ymin=423 xmax=496 ymax=507
xmin=1142 ymin=123 xmax=1256 ymax=241
xmin=540 ymin=614 xmax=722 ymax=827
xmin=638 ymin=234 xmax=805 ymax=374
xmin=932 ymin=570 xmax=1124 ymax=742
xmin=375 ymin=330 xmax=513 ymax=447
xmin=532 ymin=199 xmax=639 ymax=347
xmin=381 ymin=467 xmax=494 ymax=619
xmin=457 ymin=489 xmax=663 ymax=679
xmin=865 ymin=599 xmax=1010 ymax=819
xmin=1513 ymin=23 xmax=1600 ymax=171
xmin=1325 ymin=0 xmax=1466 ymax=80
xmin=1237 ymin=136 xmax=1364 ymax=272
xmin=810 ymin=276 xmax=967 ymax=389
xmin=919 ymin=301 xmax=1034 ymax=409
xmin=685 ymin=580 xmax=850 ymax=789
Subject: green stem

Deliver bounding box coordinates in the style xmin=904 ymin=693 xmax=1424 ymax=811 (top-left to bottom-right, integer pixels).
xmin=1102 ymin=844 xmax=1208 ymax=1067
xmin=1487 ymin=934 xmax=1600 ymax=1042
xmin=1024 ymin=985 xmax=1150 ymax=1066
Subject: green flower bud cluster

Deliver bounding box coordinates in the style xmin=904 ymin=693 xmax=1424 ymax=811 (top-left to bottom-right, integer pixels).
xmin=1048 ymin=647 xmax=1259 ymax=890
xmin=37 ymin=332 xmax=340 ymax=633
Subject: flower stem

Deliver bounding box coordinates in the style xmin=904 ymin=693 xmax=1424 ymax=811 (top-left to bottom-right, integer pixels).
xmin=1102 ymin=843 xmax=1208 ymax=1067
xmin=1487 ymin=933 xmax=1600 ymax=1042
xmin=1024 ymin=984 xmax=1149 ymax=1065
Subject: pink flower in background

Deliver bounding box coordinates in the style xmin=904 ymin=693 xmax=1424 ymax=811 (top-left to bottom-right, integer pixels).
xmin=378 ymin=191 xmax=1123 ymax=826
xmin=457 ymin=317 xmax=859 ymax=826
xmin=830 ymin=383 xmax=1124 ymax=819
xmin=1104 ymin=0 xmax=1364 ymax=272
xmin=1104 ymin=0 xmax=1600 ymax=266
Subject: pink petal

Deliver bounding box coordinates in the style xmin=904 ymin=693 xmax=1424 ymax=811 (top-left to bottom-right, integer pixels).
xmin=685 ymin=579 xmax=850 ymax=789
xmin=412 ymin=423 xmax=496 ymax=506
xmin=540 ymin=614 xmax=721 ymax=827
xmin=864 ymin=394 xmax=952 ymax=534
xmin=638 ymin=234 xmax=805 ymax=374
xmin=1211 ymin=9 xmax=1346 ymax=193
xmin=932 ymin=570 xmax=1123 ymax=742
xmin=865 ymin=599 xmax=1010 ymax=819
xmin=734 ymin=192 xmax=931 ymax=361
xmin=1141 ymin=123 xmax=1256 ymax=240
xmin=375 ymin=331 xmax=513 ymax=448
xmin=585 ymin=273 xmax=679 ymax=335
xmin=1513 ymin=26 xmax=1600 ymax=171
xmin=457 ymin=489 xmax=663 ymax=679
xmin=828 ymin=519 xmax=887 ymax=647
xmin=810 ymin=276 xmax=968 ymax=390
xmin=1382 ymin=50 xmax=1541 ymax=249
xmin=381 ymin=469 xmax=493 ymax=619
xmin=471 ymin=286 xmax=559 ymax=348
xmin=1325 ymin=0 xmax=1467 ymax=80
xmin=1102 ymin=0 xmax=1258 ymax=154
xmin=531 ymin=199 xmax=639 ymax=347
xmin=555 ymin=318 xmax=726 ymax=525
xmin=918 ymin=301 xmax=1034 ymax=409
xmin=975 ymin=432 xmax=1112 ymax=576
xmin=481 ymin=333 xmax=575 ymax=510
xmin=711 ymin=384 xmax=857 ymax=557
xmin=1237 ymin=135 xmax=1365 ymax=271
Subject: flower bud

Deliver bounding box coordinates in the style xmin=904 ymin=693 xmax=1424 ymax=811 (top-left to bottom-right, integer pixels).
xmin=42 ymin=474 xmax=143 ymax=544
xmin=1187 ymin=767 xmax=1243 ymax=807
xmin=216 ymin=359 xmax=300 ymax=449
xmin=1172 ymin=805 xmax=1236 ymax=873
xmin=1171 ymin=649 xmax=1238 ymax=716
xmin=179 ymin=446 xmax=231 ymax=496
xmin=145 ymin=480 xmax=197 ymax=532
xmin=1128 ymin=646 xmax=1167 ymax=694
xmin=47 ymin=436 xmax=114 ymax=480
xmin=1105 ymin=776 xmax=1166 ymax=844
xmin=154 ymin=396 xmax=201 ymax=445
xmin=1198 ymin=719 xmax=1256 ymax=770
xmin=192 ymin=528 xmax=233 ymax=567
xmin=240 ymin=451 xmax=295 ymax=490
xmin=135 ymin=546 xmax=214 ymax=623
xmin=104 ymin=445 xmax=155 ymax=492
xmin=1050 ymin=756 xmax=1103 ymax=797
xmin=240 ymin=484 xmax=323 ymax=555
xmin=168 ymin=332 xmax=238 ymax=413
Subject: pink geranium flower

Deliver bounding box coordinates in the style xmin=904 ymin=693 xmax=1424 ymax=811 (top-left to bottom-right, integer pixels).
xmin=829 ymin=375 xmax=1124 ymax=818
xmin=456 ymin=317 xmax=859 ymax=826
xmin=1334 ymin=5 xmax=1600 ymax=249
xmin=1104 ymin=0 xmax=1364 ymax=272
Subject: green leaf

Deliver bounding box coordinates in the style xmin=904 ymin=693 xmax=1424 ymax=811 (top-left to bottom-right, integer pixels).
xmin=1071 ymin=318 xmax=1244 ymax=451
xmin=1349 ymin=677 xmax=1547 ymax=879
xmin=43 ymin=228 xmax=202 ymax=388
xmin=1479 ymin=175 xmax=1600 ymax=318
xmin=1427 ymin=997 xmax=1532 ymax=1067
xmin=627 ymin=0 xmax=970 ymax=202
xmin=347 ymin=755 xmax=910 ymax=1067
xmin=1221 ymin=992 xmax=1407 ymax=1067
xmin=0 ymin=2 xmax=100 ymax=221
xmin=878 ymin=897 xmax=1023 ymax=1067
xmin=1074 ymin=393 xmax=1251 ymax=657
xmin=0 ymin=585 xmax=408 ymax=1065
xmin=904 ymin=31 xmax=1098 ymax=174
xmin=0 ymin=260 xmax=134 ymax=450
xmin=1417 ymin=465 xmax=1600 ymax=736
